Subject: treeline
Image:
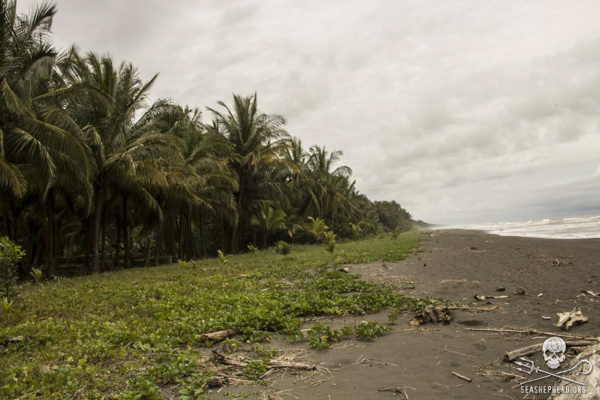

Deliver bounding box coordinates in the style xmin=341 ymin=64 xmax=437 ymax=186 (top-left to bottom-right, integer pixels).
xmin=0 ymin=2 xmax=418 ymax=276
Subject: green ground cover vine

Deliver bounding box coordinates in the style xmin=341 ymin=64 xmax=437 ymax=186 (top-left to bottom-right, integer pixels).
xmin=0 ymin=233 xmax=444 ymax=399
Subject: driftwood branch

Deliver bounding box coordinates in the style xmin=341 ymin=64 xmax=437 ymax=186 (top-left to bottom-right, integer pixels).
xmin=465 ymin=327 xmax=597 ymax=341
xmin=556 ymin=308 xmax=588 ymax=331
xmin=212 ymin=349 xmax=316 ymax=371
xmin=452 ymin=371 xmax=472 ymax=382
xmin=504 ymin=340 xmax=598 ymax=361
xmin=448 ymin=305 xmax=498 ymax=313
xmin=199 ymin=329 xmax=239 ymax=341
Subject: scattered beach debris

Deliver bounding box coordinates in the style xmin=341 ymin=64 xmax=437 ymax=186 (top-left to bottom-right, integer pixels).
xmin=514 ymin=287 xmax=526 ymax=295
xmin=378 ymin=386 xmax=416 ymax=399
xmin=212 ymin=348 xmax=316 ymax=371
xmin=207 ymin=376 xmax=228 ymax=388
xmin=495 ymin=287 xmax=506 ymax=292
xmin=465 ymin=326 xmax=595 ymax=341
xmin=503 ymin=339 xmax=598 ymax=362
xmin=199 ymin=329 xmax=240 ymax=342
xmin=409 ymin=305 xmax=451 ymax=326
xmin=582 ymin=290 xmax=599 ymax=297
xmin=448 ymin=305 xmax=499 ymax=313
xmin=1 ymin=336 xmax=23 ymax=346
xmin=467 ymin=246 xmax=477 ymax=250
xmin=548 ymin=344 xmax=600 ymax=400
xmin=473 ymin=294 xmax=508 ymax=301
xmin=556 ymin=308 xmax=588 ymax=331
xmin=542 ymin=316 xmax=552 ymax=320
xmin=452 ymin=371 xmax=472 ymax=382
xmin=537 ymin=293 xmax=543 ymax=297
xmin=537 ymin=255 xmax=573 ymax=267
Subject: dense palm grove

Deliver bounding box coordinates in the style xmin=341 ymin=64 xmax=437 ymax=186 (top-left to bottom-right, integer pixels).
xmin=0 ymin=1 xmax=419 ymax=277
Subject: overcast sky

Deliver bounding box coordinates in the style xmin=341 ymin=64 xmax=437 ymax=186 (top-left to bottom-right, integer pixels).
xmin=18 ymin=0 xmax=600 ymax=224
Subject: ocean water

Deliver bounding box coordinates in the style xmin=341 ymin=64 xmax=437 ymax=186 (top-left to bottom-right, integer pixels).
xmin=435 ymin=215 xmax=600 ymax=239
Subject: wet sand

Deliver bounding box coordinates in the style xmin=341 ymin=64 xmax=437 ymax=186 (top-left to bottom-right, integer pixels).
xmin=211 ymin=230 xmax=600 ymax=399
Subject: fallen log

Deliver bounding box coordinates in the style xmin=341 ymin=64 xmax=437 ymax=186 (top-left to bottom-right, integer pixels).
xmin=199 ymin=329 xmax=239 ymax=341
xmin=212 ymin=349 xmax=316 ymax=371
xmin=504 ymin=340 xmax=598 ymax=362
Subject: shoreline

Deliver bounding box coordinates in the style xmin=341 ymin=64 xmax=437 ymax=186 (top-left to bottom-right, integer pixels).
xmin=217 ymin=229 xmax=600 ymax=399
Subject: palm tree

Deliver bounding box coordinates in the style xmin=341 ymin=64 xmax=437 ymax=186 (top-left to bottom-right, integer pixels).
xmin=207 ymin=93 xmax=293 ymax=252
xmin=59 ymin=50 xmax=181 ymax=272
xmin=307 ymin=216 xmax=328 ymax=242
xmin=0 ymin=1 xmax=94 ymax=274
xmin=250 ymin=203 xmax=286 ymax=248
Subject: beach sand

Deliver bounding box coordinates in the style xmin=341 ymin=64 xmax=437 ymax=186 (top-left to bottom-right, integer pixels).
xmin=211 ymin=230 xmax=600 ymax=399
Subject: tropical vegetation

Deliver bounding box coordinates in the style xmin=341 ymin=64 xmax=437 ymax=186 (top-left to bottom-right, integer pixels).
xmin=0 ymin=234 xmax=443 ymax=398
xmin=0 ymin=1 xmax=418 ymax=277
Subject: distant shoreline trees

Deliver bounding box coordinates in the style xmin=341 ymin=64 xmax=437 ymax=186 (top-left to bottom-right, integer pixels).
xmin=0 ymin=1 xmax=419 ymax=276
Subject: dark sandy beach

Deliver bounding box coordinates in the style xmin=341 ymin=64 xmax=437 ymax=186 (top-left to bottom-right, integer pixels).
xmin=213 ymin=230 xmax=600 ymax=399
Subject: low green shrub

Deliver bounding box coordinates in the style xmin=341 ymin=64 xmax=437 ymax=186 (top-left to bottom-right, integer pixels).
xmin=275 ymin=241 xmax=291 ymax=255
xmin=0 ymin=237 xmax=25 ymax=299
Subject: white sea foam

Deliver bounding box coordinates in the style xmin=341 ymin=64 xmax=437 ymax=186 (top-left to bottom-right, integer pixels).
xmin=435 ymin=215 xmax=600 ymax=239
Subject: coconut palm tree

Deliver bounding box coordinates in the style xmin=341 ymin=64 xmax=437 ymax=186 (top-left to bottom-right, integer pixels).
xmin=250 ymin=203 xmax=287 ymax=248
xmin=0 ymin=1 xmax=94 ymax=274
xmin=207 ymin=94 xmax=294 ymax=252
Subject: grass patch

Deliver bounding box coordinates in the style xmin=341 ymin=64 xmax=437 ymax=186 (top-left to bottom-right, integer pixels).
xmin=0 ymin=233 xmax=443 ymax=399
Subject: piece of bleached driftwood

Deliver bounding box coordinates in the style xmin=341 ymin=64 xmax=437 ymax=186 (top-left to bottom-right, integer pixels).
xmin=448 ymin=305 xmax=498 ymax=312
xmin=504 ymin=340 xmax=598 ymax=362
xmin=549 ymin=344 xmax=600 ymax=400
xmin=556 ymin=308 xmax=588 ymax=331
xmin=212 ymin=349 xmax=316 ymax=370
xmin=465 ymin=327 xmax=595 ymax=341
xmin=199 ymin=329 xmax=239 ymax=341
xmin=452 ymin=371 xmax=472 ymax=382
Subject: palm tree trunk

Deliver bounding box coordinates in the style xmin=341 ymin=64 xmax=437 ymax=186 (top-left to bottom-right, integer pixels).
xmin=186 ymin=214 xmax=193 ymax=260
xmin=178 ymin=211 xmax=184 ymax=261
xmin=154 ymin=227 xmax=162 ymax=266
xmin=198 ymin=208 xmax=207 ymax=258
xmin=100 ymin=204 xmax=106 ymax=271
xmin=91 ymin=189 xmax=102 ymax=274
xmin=231 ymin=176 xmax=245 ymax=253
xmin=114 ymin=213 xmax=121 ymax=268
xmin=144 ymin=235 xmax=151 ymax=267
xmin=220 ymin=212 xmax=226 ymax=252
xmin=4 ymin=212 xmax=11 ymax=238
xmin=45 ymin=190 xmax=55 ymax=276
xmin=50 ymin=192 xmax=57 ymax=275
xmin=123 ymin=194 xmax=130 ymax=269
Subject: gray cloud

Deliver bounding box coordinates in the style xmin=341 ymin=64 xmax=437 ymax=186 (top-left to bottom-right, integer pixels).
xmin=18 ymin=0 xmax=600 ymax=224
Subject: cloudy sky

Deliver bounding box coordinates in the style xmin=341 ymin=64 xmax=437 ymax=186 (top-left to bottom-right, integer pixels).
xmin=18 ymin=0 xmax=600 ymax=224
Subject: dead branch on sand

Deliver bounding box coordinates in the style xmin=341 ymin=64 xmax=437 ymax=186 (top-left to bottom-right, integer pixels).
xmin=556 ymin=307 xmax=588 ymax=330
xmin=378 ymin=386 xmax=416 ymax=399
xmin=448 ymin=305 xmax=499 ymax=313
xmin=503 ymin=340 xmax=598 ymax=361
xmin=452 ymin=371 xmax=472 ymax=382
xmin=199 ymin=328 xmax=239 ymax=341
xmin=212 ymin=348 xmax=316 ymax=370
xmin=465 ymin=326 xmax=598 ymax=341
